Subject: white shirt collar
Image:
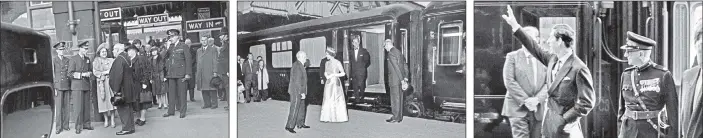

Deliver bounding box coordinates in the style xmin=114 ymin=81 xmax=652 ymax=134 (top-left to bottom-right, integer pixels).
xmin=557 ymin=50 xmax=573 ymax=63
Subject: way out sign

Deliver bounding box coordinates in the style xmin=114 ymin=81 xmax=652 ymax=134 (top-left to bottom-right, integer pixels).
xmin=99 ymin=8 xmax=121 ymax=21
xmin=185 ymin=17 xmax=226 ymax=32
xmin=138 ymin=14 xmax=169 ymax=24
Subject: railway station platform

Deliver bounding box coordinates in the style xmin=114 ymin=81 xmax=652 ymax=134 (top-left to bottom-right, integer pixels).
xmin=237 ymin=100 xmax=466 ymax=138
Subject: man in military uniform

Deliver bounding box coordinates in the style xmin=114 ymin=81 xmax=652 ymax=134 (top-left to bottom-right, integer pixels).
xmin=53 ymin=42 xmax=71 ymax=134
xmin=617 ymin=32 xmax=678 ymax=138
xmin=68 ymin=41 xmax=94 ymax=134
xmin=162 ymin=29 xmax=193 ymax=118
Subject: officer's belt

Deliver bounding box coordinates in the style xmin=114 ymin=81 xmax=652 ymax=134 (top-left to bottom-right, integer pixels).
xmin=623 ymin=109 xmax=661 ymax=120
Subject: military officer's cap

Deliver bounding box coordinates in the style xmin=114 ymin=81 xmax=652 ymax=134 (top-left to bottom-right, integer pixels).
xmin=167 ymin=29 xmax=180 ymax=36
xmin=53 ymin=42 xmax=66 ymax=50
xmin=620 ymin=31 xmax=656 ymax=50
xmin=76 ymin=41 xmax=90 ymax=48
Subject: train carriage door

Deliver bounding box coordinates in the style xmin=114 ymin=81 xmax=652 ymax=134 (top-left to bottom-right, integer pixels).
xmin=431 ymin=21 xmax=464 ymax=100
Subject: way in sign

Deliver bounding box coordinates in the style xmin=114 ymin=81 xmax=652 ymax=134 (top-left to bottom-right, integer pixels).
xmin=187 ymin=20 xmax=223 ymax=30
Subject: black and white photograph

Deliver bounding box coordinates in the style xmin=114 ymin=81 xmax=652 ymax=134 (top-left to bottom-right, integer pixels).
xmin=236 ymin=1 xmax=466 ymax=138
xmin=1 ymin=1 xmax=230 ymax=138
xmin=473 ymin=1 xmax=702 ymax=138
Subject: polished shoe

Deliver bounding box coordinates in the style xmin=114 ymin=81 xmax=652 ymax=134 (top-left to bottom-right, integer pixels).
xmin=135 ymin=119 xmax=143 ymax=126
xmin=285 ymin=128 xmax=296 ymax=133
xmin=139 ymin=120 xmax=147 ymax=126
xmin=55 ymin=129 xmax=62 ymax=134
xmin=297 ymin=125 xmax=310 ymax=129
xmin=201 ymin=106 xmax=210 ymax=109
xmin=190 ymin=99 xmax=196 ymax=102
xmin=385 ymin=118 xmax=394 ymax=122
xmin=83 ymin=125 xmax=94 ymax=130
xmin=75 ymin=129 xmax=81 ymax=134
xmin=179 ymin=114 xmax=186 ymax=118
xmin=116 ymin=130 xmax=135 ymax=135
xmin=163 ymin=113 xmax=174 ymax=117
xmin=211 ymin=106 xmax=218 ymax=109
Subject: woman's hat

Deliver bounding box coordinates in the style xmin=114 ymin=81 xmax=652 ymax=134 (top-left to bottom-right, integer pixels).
xmin=125 ymin=45 xmax=139 ymax=52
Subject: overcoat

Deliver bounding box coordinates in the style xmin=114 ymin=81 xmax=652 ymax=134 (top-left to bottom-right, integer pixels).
xmin=109 ymin=53 xmax=139 ymax=103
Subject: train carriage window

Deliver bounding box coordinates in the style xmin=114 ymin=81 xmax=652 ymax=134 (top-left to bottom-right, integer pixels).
xmin=23 ymin=48 xmax=38 ymax=64
xmin=400 ymin=29 xmax=408 ymax=63
xmin=250 ymin=44 xmax=266 ymax=64
xmin=300 ymin=36 xmax=326 ymax=67
xmin=271 ymin=41 xmax=293 ymax=68
xmin=30 ymin=8 xmax=54 ymax=30
xmin=438 ymin=21 xmax=463 ymax=66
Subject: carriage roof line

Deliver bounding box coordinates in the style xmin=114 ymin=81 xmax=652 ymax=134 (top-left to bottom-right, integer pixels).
xmin=1 ymin=22 xmax=50 ymax=38
xmin=238 ymin=3 xmax=424 ymax=44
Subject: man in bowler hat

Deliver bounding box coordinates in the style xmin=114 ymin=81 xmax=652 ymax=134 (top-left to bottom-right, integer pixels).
xmin=67 ymin=41 xmax=94 ymax=134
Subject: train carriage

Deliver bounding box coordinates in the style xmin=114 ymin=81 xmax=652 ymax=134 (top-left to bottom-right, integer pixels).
xmin=238 ymin=2 xmax=467 ymax=122
xmin=474 ymin=1 xmax=702 ymax=138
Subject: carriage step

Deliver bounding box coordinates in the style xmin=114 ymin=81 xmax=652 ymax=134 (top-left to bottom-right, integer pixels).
xmin=348 ymin=96 xmax=377 ymax=101
xmin=346 ymin=103 xmax=373 ymax=107
xmin=441 ymin=102 xmax=466 ymax=111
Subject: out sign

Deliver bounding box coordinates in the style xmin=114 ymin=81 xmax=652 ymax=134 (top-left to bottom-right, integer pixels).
xmin=100 ymin=8 xmax=121 ymax=21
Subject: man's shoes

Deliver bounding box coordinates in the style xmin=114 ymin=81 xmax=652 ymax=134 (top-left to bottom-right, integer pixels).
xmin=285 ymin=128 xmax=296 ymax=133
xmin=386 ymin=118 xmax=400 ymax=123
xmin=297 ymin=125 xmax=310 ymax=129
xmin=55 ymin=129 xmax=62 ymax=134
xmin=202 ymin=106 xmax=210 ymax=109
xmin=163 ymin=113 xmax=174 ymax=117
xmin=135 ymin=119 xmax=146 ymax=126
xmin=116 ymin=130 xmax=135 ymax=135
xmin=190 ymin=99 xmax=196 ymax=102
xmin=83 ymin=125 xmax=94 ymax=130
xmin=75 ymin=129 xmax=81 ymax=134
xmin=211 ymin=106 xmax=218 ymax=109
xmin=386 ymin=118 xmax=394 ymax=122
xmin=179 ymin=114 xmax=186 ymax=118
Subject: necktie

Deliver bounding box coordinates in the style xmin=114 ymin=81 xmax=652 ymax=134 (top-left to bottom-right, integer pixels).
xmin=552 ymin=61 xmax=561 ymax=83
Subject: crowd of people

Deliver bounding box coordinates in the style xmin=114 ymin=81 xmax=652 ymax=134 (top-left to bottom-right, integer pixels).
xmin=52 ymin=29 xmax=230 ymax=135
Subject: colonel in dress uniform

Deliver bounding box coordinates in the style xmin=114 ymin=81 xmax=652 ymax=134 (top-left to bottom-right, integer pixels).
xmin=68 ymin=41 xmax=94 ymax=134
xmin=617 ymin=32 xmax=678 ymax=138
xmin=53 ymin=42 xmax=72 ymax=134
xmin=161 ymin=29 xmax=193 ymax=118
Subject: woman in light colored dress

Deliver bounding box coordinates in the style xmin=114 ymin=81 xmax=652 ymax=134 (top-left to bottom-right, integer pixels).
xmin=93 ymin=44 xmax=116 ymax=128
xmin=320 ymin=47 xmax=348 ymax=122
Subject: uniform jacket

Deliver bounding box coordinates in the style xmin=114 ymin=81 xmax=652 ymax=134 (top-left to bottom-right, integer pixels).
xmin=162 ymin=41 xmax=193 ymax=78
xmin=53 ymin=55 xmax=71 ymax=91
xmin=502 ymin=49 xmax=549 ymax=120
xmin=68 ymin=54 xmax=92 ymax=91
xmin=350 ymin=47 xmax=370 ymax=78
xmin=195 ymin=45 xmax=219 ymax=90
xmin=386 ymin=47 xmax=408 ymax=86
xmin=681 ymin=66 xmax=701 ymax=138
xmin=514 ymin=28 xmax=595 ymax=137
xmin=288 ymin=60 xmax=308 ymax=97
xmin=109 ymin=53 xmax=139 ymax=103
xmin=617 ymin=62 xmax=678 ymax=138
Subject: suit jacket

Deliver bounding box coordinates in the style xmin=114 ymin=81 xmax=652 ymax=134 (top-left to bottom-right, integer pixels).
xmin=501 ymin=49 xmax=549 ymax=120
xmin=68 ymin=54 xmax=92 ymax=91
xmin=288 ymin=61 xmax=308 ymax=96
xmin=319 ymin=57 xmax=330 ymax=81
xmin=350 ymin=48 xmax=370 ymax=79
xmin=196 ymin=45 xmax=219 ymax=90
xmin=109 ymin=53 xmax=138 ymax=103
xmin=53 ymin=56 xmax=71 ymax=91
xmin=242 ymin=60 xmax=257 ymax=82
xmin=162 ymin=41 xmax=193 ymax=78
xmin=386 ymin=47 xmax=408 ymax=86
xmin=681 ymin=66 xmax=702 ymax=138
xmin=514 ymin=28 xmax=595 ymax=137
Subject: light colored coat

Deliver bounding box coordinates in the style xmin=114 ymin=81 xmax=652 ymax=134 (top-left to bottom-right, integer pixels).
xmin=256 ymin=66 xmax=269 ymax=90
xmin=195 ymin=45 xmax=219 ymax=90
xmin=681 ymin=66 xmax=702 ymax=138
xmin=502 ymin=48 xmax=548 ymax=120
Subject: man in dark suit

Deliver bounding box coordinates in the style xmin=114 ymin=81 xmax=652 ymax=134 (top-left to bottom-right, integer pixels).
xmin=68 ymin=41 xmax=94 ymax=134
xmin=617 ymin=32 xmax=679 ymax=138
xmin=502 ymin=26 xmax=549 ymax=138
xmin=52 ymin=42 xmax=72 ymax=134
xmin=350 ymin=35 xmax=371 ymax=103
xmin=384 ymin=39 xmax=408 ymax=123
xmin=285 ymin=51 xmax=311 ymax=133
xmin=503 ymin=5 xmax=595 ymax=138
xmin=110 ymin=44 xmax=138 ymax=135
xmin=680 ymin=21 xmax=701 ymax=138
xmin=242 ymin=53 xmax=258 ymax=102
xmin=319 ymin=56 xmax=330 ymax=84
xmin=162 ymin=29 xmax=193 ymax=118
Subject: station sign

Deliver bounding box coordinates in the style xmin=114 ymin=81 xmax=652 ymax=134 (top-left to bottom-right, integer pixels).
xmin=185 ymin=17 xmax=226 ymax=32
xmin=138 ymin=14 xmax=169 ymax=24
xmin=99 ymin=8 xmax=122 ymax=21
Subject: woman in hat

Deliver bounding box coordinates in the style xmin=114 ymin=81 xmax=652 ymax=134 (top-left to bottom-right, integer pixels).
xmin=150 ymin=47 xmax=168 ymax=109
xmin=319 ymin=47 xmax=348 ymax=123
xmin=93 ymin=43 xmax=117 ymax=128
xmin=132 ymin=43 xmax=153 ymax=126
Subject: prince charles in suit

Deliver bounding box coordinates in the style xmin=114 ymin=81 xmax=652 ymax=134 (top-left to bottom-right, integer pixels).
xmin=502 ymin=26 xmax=549 ymax=138
xmin=503 ymin=5 xmax=595 ymax=138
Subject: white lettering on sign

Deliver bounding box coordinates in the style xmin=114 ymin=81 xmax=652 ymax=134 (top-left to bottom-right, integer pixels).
xmin=185 ymin=17 xmax=226 ymax=32
xmin=138 ymin=14 xmax=169 ymax=24
xmin=99 ymin=8 xmax=122 ymax=21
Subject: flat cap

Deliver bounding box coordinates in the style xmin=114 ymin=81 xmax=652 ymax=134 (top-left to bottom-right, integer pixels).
xmin=53 ymin=42 xmax=66 ymax=49
xmin=620 ymin=31 xmax=656 ymax=50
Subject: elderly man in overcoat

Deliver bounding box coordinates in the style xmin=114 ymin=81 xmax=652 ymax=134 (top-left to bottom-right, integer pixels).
xmin=196 ymin=37 xmax=219 ymax=109
xmin=109 ymin=44 xmax=139 ymax=135
xmin=285 ymin=51 xmax=311 ymax=133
